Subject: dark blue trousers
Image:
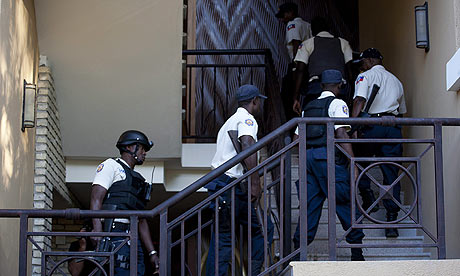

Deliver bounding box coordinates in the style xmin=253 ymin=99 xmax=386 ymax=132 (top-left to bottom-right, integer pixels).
xmin=356 ymin=125 xmax=403 ymax=213
xmin=293 ymin=147 xmax=364 ymax=248
xmin=111 ymin=225 xmax=145 ymax=276
xmin=206 ymin=174 xmax=274 ymax=276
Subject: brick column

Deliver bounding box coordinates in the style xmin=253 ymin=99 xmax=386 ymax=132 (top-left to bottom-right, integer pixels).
xmin=32 ymin=64 xmax=74 ymax=275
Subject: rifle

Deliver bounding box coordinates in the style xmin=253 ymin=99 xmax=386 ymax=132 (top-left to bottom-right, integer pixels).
xmin=349 ymin=84 xmax=380 ymax=135
xmin=227 ymin=130 xmax=273 ymax=266
xmin=93 ymin=204 xmax=117 ymax=276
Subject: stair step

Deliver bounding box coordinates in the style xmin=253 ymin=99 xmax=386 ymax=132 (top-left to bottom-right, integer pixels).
xmin=306 ymin=252 xmax=432 ymax=261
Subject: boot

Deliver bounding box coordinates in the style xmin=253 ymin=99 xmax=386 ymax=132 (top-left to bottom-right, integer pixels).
xmin=360 ymin=188 xmax=379 ymax=213
xmin=351 ymin=248 xmax=365 ymax=261
xmin=385 ymin=212 xmax=399 ymax=238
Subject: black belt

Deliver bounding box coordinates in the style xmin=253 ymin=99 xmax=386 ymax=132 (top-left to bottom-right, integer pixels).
xmin=113 ymin=222 xmax=130 ymax=231
xmin=370 ymin=113 xmax=402 ymax=117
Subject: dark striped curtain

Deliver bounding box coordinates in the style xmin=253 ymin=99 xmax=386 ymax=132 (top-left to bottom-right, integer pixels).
xmin=194 ymin=0 xmax=359 ymax=138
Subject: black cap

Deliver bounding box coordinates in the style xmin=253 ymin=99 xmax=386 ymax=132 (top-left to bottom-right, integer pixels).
xmin=321 ymin=70 xmax=343 ymax=84
xmin=236 ymin=84 xmax=267 ymax=102
xmin=275 ymin=3 xmax=298 ymax=18
xmin=116 ymin=130 xmax=154 ymax=152
xmin=354 ymin=48 xmax=383 ymax=63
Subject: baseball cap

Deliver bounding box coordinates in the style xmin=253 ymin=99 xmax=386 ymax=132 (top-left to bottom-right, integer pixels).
xmin=354 ymin=48 xmax=383 ymax=63
xmin=321 ymin=70 xmax=343 ymax=84
xmin=236 ymin=84 xmax=268 ymax=102
xmin=275 ymin=3 xmax=298 ymax=18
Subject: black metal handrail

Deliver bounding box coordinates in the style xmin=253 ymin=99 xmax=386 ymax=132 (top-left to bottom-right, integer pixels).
xmin=1 ymin=117 xmax=459 ymax=275
xmin=182 ymin=48 xmax=282 ymax=142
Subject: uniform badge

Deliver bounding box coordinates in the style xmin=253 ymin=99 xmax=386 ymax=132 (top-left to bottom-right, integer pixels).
xmin=245 ymin=119 xmax=254 ymax=126
xmin=96 ymin=164 xmax=104 ymax=173
xmin=356 ymin=76 xmax=364 ymax=85
xmin=342 ymin=105 xmax=349 ymax=115
xmin=287 ymin=24 xmax=295 ymax=31
xmin=298 ymin=43 xmax=303 ymax=49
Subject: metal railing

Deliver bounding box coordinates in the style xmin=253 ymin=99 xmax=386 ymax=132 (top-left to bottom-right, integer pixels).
xmin=0 ymin=117 xmax=457 ymax=275
xmin=182 ymin=49 xmax=284 ymax=142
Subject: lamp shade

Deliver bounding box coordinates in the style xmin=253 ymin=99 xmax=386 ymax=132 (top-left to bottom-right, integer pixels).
xmin=22 ymin=80 xmax=36 ymax=131
xmin=415 ymin=2 xmax=429 ymax=51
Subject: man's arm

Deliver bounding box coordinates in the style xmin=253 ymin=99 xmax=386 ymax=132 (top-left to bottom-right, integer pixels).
xmin=336 ymin=127 xmax=359 ymax=178
xmin=89 ymin=185 xmax=107 ymax=243
xmin=291 ymin=40 xmax=301 ymax=61
xmin=351 ymin=96 xmax=366 ymax=118
xmin=292 ymin=62 xmax=307 ymax=115
xmin=240 ymin=135 xmax=260 ymax=201
xmin=139 ymin=218 xmax=159 ymax=272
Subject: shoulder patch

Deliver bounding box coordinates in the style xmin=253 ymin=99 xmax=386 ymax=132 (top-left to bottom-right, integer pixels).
xmin=356 ymin=75 xmax=365 ymax=85
xmin=287 ymin=24 xmax=295 ymax=31
xmin=245 ymin=119 xmax=254 ymax=126
xmin=96 ymin=163 xmax=104 ymax=173
xmin=298 ymin=43 xmax=303 ymax=49
xmin=342 ymin=105 xmax=349 ymax=115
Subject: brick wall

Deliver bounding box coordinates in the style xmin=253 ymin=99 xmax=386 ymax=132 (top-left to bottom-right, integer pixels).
xmin=32 ymin=64 xmax=77 ymax=275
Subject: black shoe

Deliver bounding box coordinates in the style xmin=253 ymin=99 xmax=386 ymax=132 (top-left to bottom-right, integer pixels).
xmin=385 ymin=212 xmax=399 ymax=238
xmin=351 ymin=248 xmax=365 ymax=261
xmin=360 ymin=188 xmax=379 ymax=213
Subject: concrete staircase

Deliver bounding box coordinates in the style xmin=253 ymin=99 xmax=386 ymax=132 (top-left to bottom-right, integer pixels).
xmin=269 ymin=153 xmax=432 ymax=262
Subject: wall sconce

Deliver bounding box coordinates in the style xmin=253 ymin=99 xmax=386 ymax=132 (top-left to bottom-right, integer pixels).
xmin=415 ymin=2 xmax=429 ymax=52
xmin=22 ymin=80 xmax=37 ymax=131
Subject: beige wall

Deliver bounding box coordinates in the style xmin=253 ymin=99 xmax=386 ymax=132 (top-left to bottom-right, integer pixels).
xmin=34 ymin=0 xmax=183 ymax=159
xmin=359 ymin=0 xmax=460 ymax=257
xmin=0 ymin=0 xmax=38 ymax=274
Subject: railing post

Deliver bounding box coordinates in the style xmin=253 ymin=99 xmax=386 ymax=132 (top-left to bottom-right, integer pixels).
xmin=326 ymin=122 xmax=337 ymax=260
xmin=283 ymin=136 xmax=292 ymax=258
xmin=130 ymin=215 xmax=138 ymax=276
xmin=298 ymin=122 xmax=308 ymax=260
xmin=19 ymin=214 xmax=28 ymax=276
xmin=434 ymin=122 xmax=446 ymax=259
xmin=159 ymin=210 xmax=169 ymax=276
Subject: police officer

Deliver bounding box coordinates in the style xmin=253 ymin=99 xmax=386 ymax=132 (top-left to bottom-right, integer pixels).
xmin=205 ymin=85 xmax=273 ymax=276
xmin=276 ymin=2 xmax=312 ymax=122
xmin=292 ymin=17 xmax=353 ymax=115
xmin=351 ymin=48 xmax=407 ymax=238
xmin=293 ymin=70 xmax=365 ymax=261
xmin=90 ymin=130 xmax=159 ymax=275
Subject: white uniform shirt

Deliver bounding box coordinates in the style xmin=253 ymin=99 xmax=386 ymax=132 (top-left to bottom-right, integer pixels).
xmin=295 ymin=91 xmax=351 ymax=135
xmin=285 ymin=17 xmax=312 ymax=60
xmin=294 ymin=31 xmax=353 ymax=65
xmin=92 ymin=158 xmax=135 ymax=223
xmin=354 ymin=65 xmax=407 ymax=115
xmin=211 ymin=107 xmax=258 ymax=178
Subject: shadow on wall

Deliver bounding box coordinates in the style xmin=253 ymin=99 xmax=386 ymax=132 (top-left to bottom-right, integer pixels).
xmin=0 ymin=0 xmax=37 ymax=194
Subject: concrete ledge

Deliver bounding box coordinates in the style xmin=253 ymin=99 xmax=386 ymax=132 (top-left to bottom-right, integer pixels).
xmin=288 ymin=260 xmax=460 ymax=276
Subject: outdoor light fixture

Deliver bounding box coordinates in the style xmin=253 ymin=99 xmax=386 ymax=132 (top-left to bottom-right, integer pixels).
xmin=415 ymin=2 xmax=429 ymax=52
xmin=22 ymin=80 xmax=37 ymax=131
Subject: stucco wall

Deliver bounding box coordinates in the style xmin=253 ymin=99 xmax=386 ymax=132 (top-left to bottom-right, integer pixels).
xmin=34 ymin=0 xmax=183 ymax=159
xmin=359 ymin=0 xmax=460 ymax=257
xmin=0 ymin=0 xmax=38 ymax=274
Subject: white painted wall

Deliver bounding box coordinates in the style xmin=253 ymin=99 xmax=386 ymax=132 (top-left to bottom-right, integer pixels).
xmin=34 ymin=0 xmax=183 ymax=159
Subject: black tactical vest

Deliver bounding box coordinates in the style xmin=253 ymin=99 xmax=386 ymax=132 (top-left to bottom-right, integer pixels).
xmin=304 ymin=96 xmax=335 ymax=147
xmin=103 ymin=159 xmax=150 ymax=210
xmin=308 ymin=36 xmax=345 ymax=78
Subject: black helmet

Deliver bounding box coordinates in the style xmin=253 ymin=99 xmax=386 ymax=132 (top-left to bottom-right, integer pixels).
xmin=116 ymin=130 xmax=153 ymax=152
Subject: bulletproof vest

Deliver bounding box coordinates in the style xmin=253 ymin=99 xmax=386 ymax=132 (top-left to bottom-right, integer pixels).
xmin=304 ymin=96 xmax=335 ymax=147
xmin=308 ymin=36 xmax=345 ymax=78
xmin=103 ymin=159 xmax=150 ymax=210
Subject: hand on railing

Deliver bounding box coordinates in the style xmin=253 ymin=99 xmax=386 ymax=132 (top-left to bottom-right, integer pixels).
xmin=149 ymin=253 xmax=159 ymax=275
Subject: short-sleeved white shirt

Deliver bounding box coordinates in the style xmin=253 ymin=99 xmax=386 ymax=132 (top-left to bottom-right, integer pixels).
xmin=285 ymin=17 xmax=312 ymax=60
xmin=92 ymin=158 xmax=135 ymax=223
xmin=294 ymin=31 xmax=353 ymax=65
xmin=211 ymin=107 xmax=258 ymax=178
xmin=295 ymin=91 xmax=351 ymax=135
xmin=354 ymin=65 xmax=406 ymax=115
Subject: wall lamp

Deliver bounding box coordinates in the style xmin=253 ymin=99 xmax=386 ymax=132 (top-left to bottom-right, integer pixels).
xmin=22 ymin=80 xmax=37 ymax=132
xmin=415 ymin=2 xmax=429 ymax=52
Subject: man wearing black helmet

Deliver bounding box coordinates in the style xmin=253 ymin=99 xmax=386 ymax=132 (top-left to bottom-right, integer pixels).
xmin=90 ymin=130 xmax=158 ymax=275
